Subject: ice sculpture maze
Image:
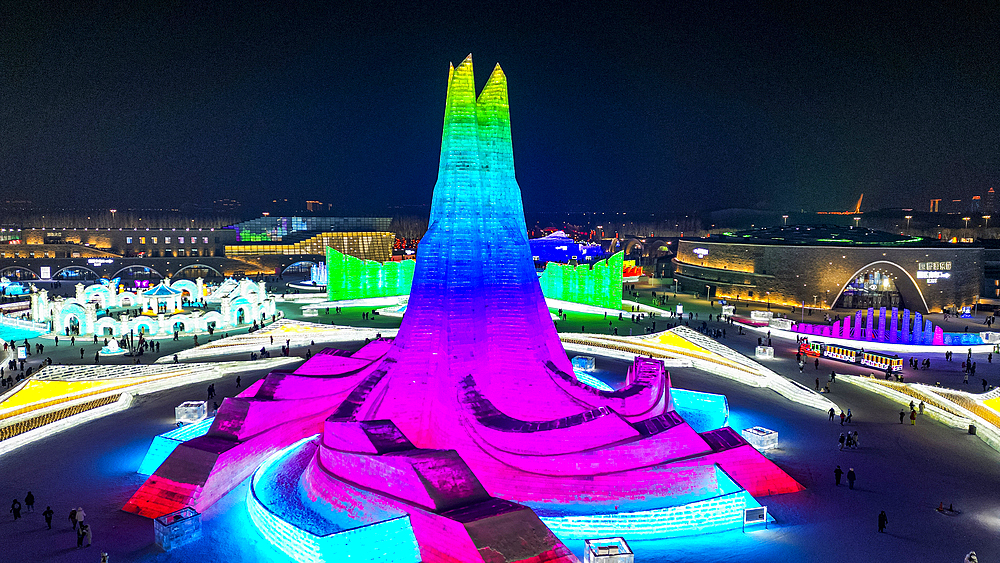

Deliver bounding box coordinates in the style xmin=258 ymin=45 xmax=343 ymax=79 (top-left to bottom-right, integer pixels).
xmin=126 ymin=55 xmax=802 ymax=562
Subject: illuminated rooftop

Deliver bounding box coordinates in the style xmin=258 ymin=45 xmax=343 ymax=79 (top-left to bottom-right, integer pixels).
xmin=708 ymin=225 xmax=966 ymax=248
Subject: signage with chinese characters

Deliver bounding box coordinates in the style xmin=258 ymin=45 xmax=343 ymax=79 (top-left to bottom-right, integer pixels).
xmin=39 ymin=266 xmax=51 ymax=279
xmin=693 ymin=247 xmax=709 ymax=258
xmin=87 ymin=258 xmax=114 ymax=267
xmin=917 ymin=261 xmax=952 ymax=284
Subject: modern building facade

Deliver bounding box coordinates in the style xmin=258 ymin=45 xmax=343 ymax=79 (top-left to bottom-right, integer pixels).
xmin=226 ymin=231 xmax=394 ymax=262
xmin=674 ymin=226 xmax=983 ymax=313
xmin=0 ymin=218 xmax=397 ymax=279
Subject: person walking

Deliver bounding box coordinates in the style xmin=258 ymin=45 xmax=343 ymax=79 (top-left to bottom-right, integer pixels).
xmin=838 ymin=433 xmax=846 ymax=451
xmin=846 ymin=409 xmax=852 ymax=424
xmin=815 ymin=377 xmax=820 ymax=391
xmin=910 ymin=409 xmax=917 ymax=425
xmin=878 ymin=510 xmax=888 ymax=533
xmin=24 ymin=491 xmax=34 ymax=511
xmin=77 ymin=523 xmax=86 ymax=548
xmin=236 ymin=375 xmax=241 ymax=388
xmin=899 ymin=409 xmax=906 ymax=424
xmin=69 ymin=508 xmax=77 ymax=530
xmin=74 ymin=506 xmax=85 ymax=529
xmin=834 ymin=465 xmax=844 ymax=486
xmin=847 ymin=467 xmax=857 ymax=489
xmin=852 ymin=430 xmax=859 ymax=448
xmin=829 ymin=407 xmax=835 ymax=421
xmin=42 ymin=506 xmax=53 ymax=529
xmin=840 ymin=411 xmax=846 ymax=425
xmin=10 ymin=498 xmax=21 ymax=520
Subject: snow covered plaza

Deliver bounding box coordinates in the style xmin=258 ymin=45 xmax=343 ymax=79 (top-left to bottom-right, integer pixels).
xmin=3 ymin=57 xmax=1000 ymax=562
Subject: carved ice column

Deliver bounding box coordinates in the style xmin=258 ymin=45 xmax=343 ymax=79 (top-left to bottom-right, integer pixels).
xmin=220 ymin=297 xmax=232 ymax=328
xmin=196 ymin=277 xmax=204 ymax=301
xmin=84 ymin=302 xmax=97 ymax=335
xmin=30 ymin=290 xmax=49 ymax=321
xmin=75 ymin=283 xmax=86 ymax=302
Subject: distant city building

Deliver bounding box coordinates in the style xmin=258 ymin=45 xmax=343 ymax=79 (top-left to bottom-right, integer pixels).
xmin=971 ymin=195 xmax=982 ymax=214
xmin=305 ymin=200 xmax=331 ymax=212
xmin=929 ymin=198 xmax=941 ymax=212
xmin=228 ymin=216 xmax=391 ymax=242
xmin=227 ymin=231 xmax=394 ymax=262
xmin=987 ymin=188 xmax=996 ymax=214
xmin=674 ymin=225 xmax=981 ymax=313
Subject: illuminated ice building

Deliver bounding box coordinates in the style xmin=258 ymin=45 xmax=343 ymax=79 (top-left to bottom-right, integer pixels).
xmin=125 ymin=56 xmax=801 ymax=562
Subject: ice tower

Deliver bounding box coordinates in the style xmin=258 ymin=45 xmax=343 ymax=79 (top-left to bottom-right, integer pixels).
xmin=125 ymin=55 xmax=802 ymax=562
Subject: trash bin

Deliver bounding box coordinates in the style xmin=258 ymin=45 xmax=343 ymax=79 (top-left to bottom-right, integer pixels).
xmin=969 ymin=424 xmax=977 ymax=435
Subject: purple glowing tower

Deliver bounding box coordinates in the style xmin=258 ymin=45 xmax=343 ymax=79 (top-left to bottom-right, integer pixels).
xmin=126 ymin=56 xmax=801 ymax=562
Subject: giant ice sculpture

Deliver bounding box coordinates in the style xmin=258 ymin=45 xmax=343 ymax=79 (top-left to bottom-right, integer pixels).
xmin=125 ymin=55 xmax=802 ymax=562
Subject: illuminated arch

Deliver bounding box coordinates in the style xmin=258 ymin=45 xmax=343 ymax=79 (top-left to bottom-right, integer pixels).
xmin=624 ymin=239 xmax=643 ymax=255
xmin=112 ymin=265 xmax=164 ymax=279
xmin=58 ymin=303 xmax=88 ymax=335
xmin=201 ymin=311 xmax=224 ymax=331
xmin=129 ymin=318 xmax=157 ymax=336
xmin=170 ymin=279 xmax=199 ymax=298
xmin=94 ymin=316 xmax=120 ymax=337
xmin=83 ymin=284 xmax=114 ymax=308
xmin=0 ymin=266 xmax=39 ymax=280
xmin=173 ymin=263 xmax=223 ymax=278
xmin=830 ymin=260 xmax=930 ymax=314
xmin=53 ymin=265 xmax=101 ymax=280
xmin=281 ymin=260 xmax=317 ymax=275
xmin=230 ymin=297 xmax=254 ymax=326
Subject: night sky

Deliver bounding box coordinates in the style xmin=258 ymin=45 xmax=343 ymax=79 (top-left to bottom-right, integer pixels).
xmin=2 ymin=2 xmax=998 ymax=215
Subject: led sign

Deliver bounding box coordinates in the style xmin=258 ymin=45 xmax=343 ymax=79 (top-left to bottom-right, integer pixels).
xmin=87 ymin=258 xmax=114 ymax=267
xmin=693 ymin=248 xmax=709 ymax=258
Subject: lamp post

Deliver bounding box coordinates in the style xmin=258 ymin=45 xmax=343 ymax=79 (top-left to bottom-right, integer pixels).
xmin=985 ymin=215 xmax=991 ymax=229
xmin=853 ymin=217 xmax=860 ymax=228
xmin=963 ymin=216 xmax=971 ymax=229
xmin=782 ymin=215 xmax=789 ymax=226
xmin=905 ymin=215 xmax=912 ymax=232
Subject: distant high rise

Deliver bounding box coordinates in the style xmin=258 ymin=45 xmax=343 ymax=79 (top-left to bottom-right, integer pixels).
xmin=971 ymin=195 xmax=982 ymax=214
xmin=987 ymin=189 xmax=996 ymax=213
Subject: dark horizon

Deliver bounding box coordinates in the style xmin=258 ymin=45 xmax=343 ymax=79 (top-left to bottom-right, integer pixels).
xmin=2 ymin=2 xmax=998 ymax=216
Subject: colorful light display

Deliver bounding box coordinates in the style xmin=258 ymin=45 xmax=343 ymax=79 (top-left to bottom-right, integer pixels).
xmin=538 ymin=251 xmax=624 ymax=309
xmin=795 ymin=305 xmax=983 ymax=346
xmin=137 ymin=417 xmax=216 ymax=475
xmin=325 ymin=247 xmax=414 ymax=300
xmin=127 ymin=56 xmax=802 ymax=560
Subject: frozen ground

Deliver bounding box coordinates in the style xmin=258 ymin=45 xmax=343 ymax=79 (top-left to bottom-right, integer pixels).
xmin=2 ymin=296 xmax=999 ymax=561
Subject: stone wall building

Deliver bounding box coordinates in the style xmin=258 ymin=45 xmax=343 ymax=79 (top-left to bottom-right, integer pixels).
xmin=675 ymin=225 xmax=982 ymax=314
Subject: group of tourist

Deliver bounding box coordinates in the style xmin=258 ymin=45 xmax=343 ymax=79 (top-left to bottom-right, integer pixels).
xmin=9 ymin=492 xmax=92 ymax=549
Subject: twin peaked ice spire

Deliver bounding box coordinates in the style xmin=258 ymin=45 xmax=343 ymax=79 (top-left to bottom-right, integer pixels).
xmin=393 ymin=54 xmax=571 ymax=389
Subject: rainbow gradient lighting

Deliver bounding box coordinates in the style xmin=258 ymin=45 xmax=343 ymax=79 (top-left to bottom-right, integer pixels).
xmin=538 ymin=251 xmax=624 ymax=309
xmin=126 ymin=56 xmax=801 ymax=562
